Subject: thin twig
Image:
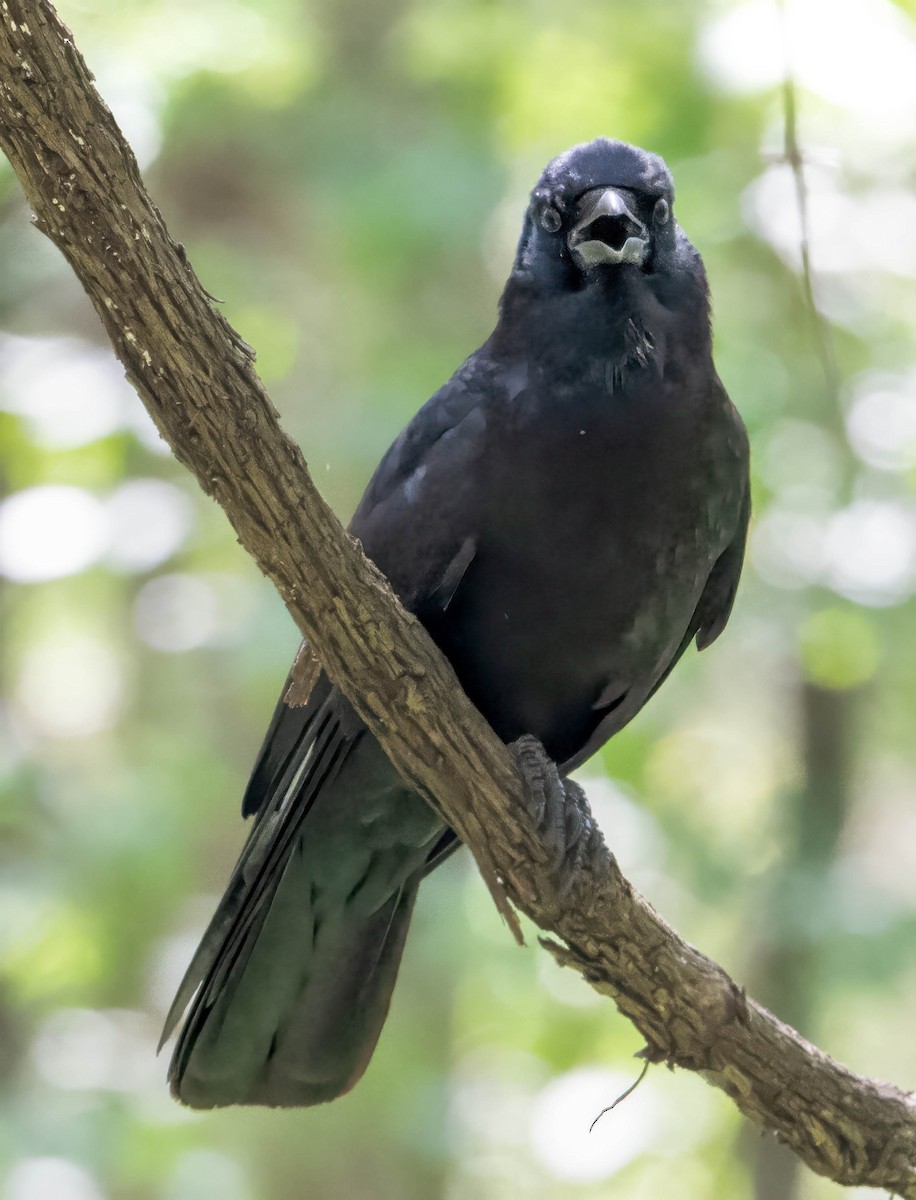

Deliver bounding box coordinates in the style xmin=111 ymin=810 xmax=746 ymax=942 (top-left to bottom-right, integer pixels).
xmin=589 ymin=1060 xmax=651 ymax=1133
xmin=776 ymin=0 xmax=841 ymax=401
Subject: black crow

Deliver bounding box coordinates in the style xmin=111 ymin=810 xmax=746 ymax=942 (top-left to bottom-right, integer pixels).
xmin=162 ymin=138 xmax=750 ymax=1108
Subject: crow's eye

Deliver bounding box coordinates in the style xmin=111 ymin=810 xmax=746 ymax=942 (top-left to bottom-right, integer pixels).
xmin=654 ymin=198 xmax=670 ymax=224
xmin=540 ymin=206 xmax=562 ymax=233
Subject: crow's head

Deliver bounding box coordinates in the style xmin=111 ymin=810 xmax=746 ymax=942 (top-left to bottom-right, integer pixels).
xmin=518 ymin=139 xmax=679 ymax=279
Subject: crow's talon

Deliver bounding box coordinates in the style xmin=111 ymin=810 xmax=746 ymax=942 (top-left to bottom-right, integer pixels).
xmin=509 ymin=736 xmax=591 ymax=883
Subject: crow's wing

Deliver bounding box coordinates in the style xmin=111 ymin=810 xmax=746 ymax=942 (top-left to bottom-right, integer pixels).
xmin=561 ymin=412 xmax=750 ymax=775
xmin=348 ymin=362 xmax=497 ymax=612
xmin=694 ymin=482 xmax=750 ymax=651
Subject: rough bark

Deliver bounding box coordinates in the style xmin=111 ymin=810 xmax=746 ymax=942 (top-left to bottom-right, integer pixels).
xmin=1 ymin=2 xmax=914 ymax=1193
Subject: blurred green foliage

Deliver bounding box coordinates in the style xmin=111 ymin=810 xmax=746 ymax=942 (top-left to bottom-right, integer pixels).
xmin=2 ymin=0 xmax=916 ymax=1197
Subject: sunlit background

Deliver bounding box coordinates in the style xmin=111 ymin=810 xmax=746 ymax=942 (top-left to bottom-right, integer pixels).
xmin=2 ymin=0 xmax=916 ymax=1197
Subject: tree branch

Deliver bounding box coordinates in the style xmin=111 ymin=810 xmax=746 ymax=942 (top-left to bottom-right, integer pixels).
xmin=1 ymin=2 xmax=914 ymax=1193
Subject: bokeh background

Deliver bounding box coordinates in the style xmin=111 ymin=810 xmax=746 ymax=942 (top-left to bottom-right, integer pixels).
xmin=2 ymin=0 xmax=916 ymax=1196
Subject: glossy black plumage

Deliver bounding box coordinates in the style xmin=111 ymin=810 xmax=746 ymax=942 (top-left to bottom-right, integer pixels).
xmin=163 ymin=138 xmax=750 ymax=1108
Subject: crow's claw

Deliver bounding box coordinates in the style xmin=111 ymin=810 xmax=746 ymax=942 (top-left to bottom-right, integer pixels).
xmin=509 ymin=735 xmax=594 ymax=897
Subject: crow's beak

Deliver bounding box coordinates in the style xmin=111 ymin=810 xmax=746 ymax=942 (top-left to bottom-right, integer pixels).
xmin=568 ymin=187 xmax=649 ymax=269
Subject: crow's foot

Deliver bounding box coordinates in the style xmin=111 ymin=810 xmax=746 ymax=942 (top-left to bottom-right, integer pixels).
xmin=509 ymin=735 xmax=594 ymax=898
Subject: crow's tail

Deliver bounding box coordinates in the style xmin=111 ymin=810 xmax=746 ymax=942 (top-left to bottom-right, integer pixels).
xmin=161 ymin=676 xmax=444 ymax=1108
